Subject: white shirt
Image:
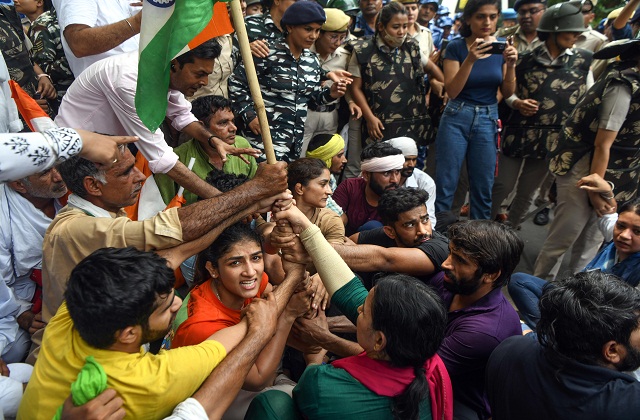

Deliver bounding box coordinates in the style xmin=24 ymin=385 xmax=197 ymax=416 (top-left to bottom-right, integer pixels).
xmin=52 ymin=0 xmax=141 ymax=77
xmin=55 ymin=51 xmax=194 ymax=174
xmin=0 ymin=55 xmax=22 ymax=134
xmin=404 ymin=167 xmax=437 ymax=228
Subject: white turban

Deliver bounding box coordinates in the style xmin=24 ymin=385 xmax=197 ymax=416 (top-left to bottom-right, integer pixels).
xmin=360 ymin=154 xmax=405 ymax=173
xmin=386 ymin=137 xmax=418 ymax=157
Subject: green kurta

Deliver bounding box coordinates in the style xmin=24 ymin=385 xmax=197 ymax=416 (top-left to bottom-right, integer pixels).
xmin=155 ymin=136 xmax=258 ymax=206
xmin=295 ymin=278 xmax=432 ymax=420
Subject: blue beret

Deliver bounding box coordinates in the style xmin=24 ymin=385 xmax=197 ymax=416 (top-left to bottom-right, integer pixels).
xmin=502 ymin=8 xmax=517 ymax=20
xmin=513 ymin=0 xmax=545 ymax=12
xmin=281 ymin=1 xmax=326 ymax=26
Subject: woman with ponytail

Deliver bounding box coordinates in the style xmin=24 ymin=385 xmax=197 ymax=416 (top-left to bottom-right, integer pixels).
xmin=245 ymin=204 xmax=453 ymax=420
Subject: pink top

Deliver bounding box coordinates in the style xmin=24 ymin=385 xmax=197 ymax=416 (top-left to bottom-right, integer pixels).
xmin=55 ymin=51 xmax=196 ymax=174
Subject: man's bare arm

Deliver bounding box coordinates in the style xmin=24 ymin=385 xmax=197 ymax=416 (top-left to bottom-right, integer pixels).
xmin=294 ymin=314 xmax=362 ymax=358
xmin=176 ymin=162 xmax=289 ymax=242
xmin=63 ymin=13 xmax=141 ymax=58
xmin=157 ymin=195 xmax=286 ymax=268
xmin=192 ymin=293 xmax=279 ymax=419
xmin=181 ymin=122 xmax=261 ymax=166
xmin=333 ymin=243 xmax=436 ymax=276
xmin=166 ymin=160 xmax=222 ymax=200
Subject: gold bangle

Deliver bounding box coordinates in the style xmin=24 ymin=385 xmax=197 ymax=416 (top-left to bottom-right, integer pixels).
xmin=124 ymin=18 xmax=136 ymax=35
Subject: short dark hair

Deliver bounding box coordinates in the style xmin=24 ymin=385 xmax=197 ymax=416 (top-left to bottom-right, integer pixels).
xmin=360 ymin=142 xmax=403 ymax=161
xmin=447 ymin=220 xmax=523 ymax=288
xmin=378 ymin=187 xmax=428 ymax=226
xmin=204 ymin=169 xmax=249 ymax=194
xmin=459 ymin=0 xmax=500 ymax=37
xmin=287 ymin=158 xmax=328 ymax=192
xmin=307 ymin=134 xmax=335 ymax=154
xmin=537 ymin=271 xmax=640 ymax=365
xmin=175 ymin=38 xmax=222 ymax=68
xmin=372 ymin=274 xmax=447 ymax=419
xmin=58 ymin=156 xmax=107 ymax=199
xmin=191 ymin=95 xmax=233 ymax=127
xmin=195 ymin=223 xmax=262 ymax=284
xmin=65 ymin=247 xmax=175 ymax=349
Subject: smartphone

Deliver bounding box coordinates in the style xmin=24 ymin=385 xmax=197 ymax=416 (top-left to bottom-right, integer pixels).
xmin=486 ymin=41 xmax=506 ymax=54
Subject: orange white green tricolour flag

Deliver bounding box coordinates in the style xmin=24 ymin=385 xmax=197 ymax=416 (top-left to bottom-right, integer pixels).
xmin=8 ymin=80 xmax=56 ymax=132
xmin=135 ymin=0 xmax=234 ymax=132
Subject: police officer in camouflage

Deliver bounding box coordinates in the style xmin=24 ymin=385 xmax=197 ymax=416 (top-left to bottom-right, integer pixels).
xmin=536 ymin=39 xmax=640 ymax=280
xmin=491 ymin=1 xmax=593 ymax=229
xmin=0 ymin=4 xmax=56 ymax=114
xmin=347 ymin=2 xmax=443 ymax=146
xmin=229 ymin=1 xmax=350 ymax=163
xmin=245 ymin=0 xmax=295 ymax=58
xmin=16 ymin=0 xmax=74 ymax=102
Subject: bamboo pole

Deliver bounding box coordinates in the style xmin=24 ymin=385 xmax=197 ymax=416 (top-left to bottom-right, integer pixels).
xmin=228 ymin=0 xmax=277 ymax=164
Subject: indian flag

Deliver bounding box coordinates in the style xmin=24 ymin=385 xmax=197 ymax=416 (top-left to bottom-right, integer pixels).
xmin=8 ymin=80 xmax=57 ymax=132
xmin=136 ymin=0 xmax=234 ymax=132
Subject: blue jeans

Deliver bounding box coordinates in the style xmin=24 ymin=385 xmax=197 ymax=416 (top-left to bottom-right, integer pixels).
xmin=435 ymin=99 xmax=498 ymax=220
xmin=508 ymin=273 xmax=548 ymax=329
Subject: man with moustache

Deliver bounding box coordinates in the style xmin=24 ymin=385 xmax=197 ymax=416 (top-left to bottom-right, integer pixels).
xmin=332 ymin=142 xmax=403 ymax=235
xmin=429 ymin=220 xmax=523 ymax=420
xmin=497 ymin=0 xmax=545 ymax=53
xmin=0 ymin=166 xmax=67 ymax=356
xmin=487 ymin=271 xmax=640 ymax=419
xmin=335 ymin=187 xmax=449 ymax=289
xmin=56 ymin=40 xmax=258 ymax=203
xmin=386 ymin=136 xmax=436 ymax=227
xmin=19 ymin=246 xmax=303 ymax=419
xmin=352 ymin=0 xmax=381 ymax=38
xmin=32 ymin=146 xmax=288 ymax=363
xmin=417 ymin=0 xmax=443 ymax=49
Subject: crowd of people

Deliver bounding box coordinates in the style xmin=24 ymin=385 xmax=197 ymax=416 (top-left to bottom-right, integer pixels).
xmin=2 ymin=0 xmax=640 ymax=418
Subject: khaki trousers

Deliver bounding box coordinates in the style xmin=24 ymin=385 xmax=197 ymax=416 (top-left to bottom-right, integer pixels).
xmin=533 ymin=155 xmax=603 ymax=280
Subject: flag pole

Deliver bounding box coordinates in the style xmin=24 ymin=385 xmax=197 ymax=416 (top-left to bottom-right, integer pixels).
xmin=228 ymin=0 xmax=277 ymax=165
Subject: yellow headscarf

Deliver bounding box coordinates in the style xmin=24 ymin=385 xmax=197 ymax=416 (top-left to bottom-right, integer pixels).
xmin=306 ymin=134 xmax=345 ymax=169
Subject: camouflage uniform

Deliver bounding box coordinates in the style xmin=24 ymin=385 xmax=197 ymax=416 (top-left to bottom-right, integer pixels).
xmin=346 ymin=35 xmax=430 ymax=146
xmin=534 ymin=60 xmax=640 ymax=280
xmin=0 ymin=5 xmax=38 ymax=97
xmin=548 ymin=60 xmax=640 ymax=202
xmin=502 ymin=46 xmax=593 ymax=160
xmin=228 ymin=39 xmax=334 ymax=163
xmin=496 ymin=24 xmax=543 ymax=54
xmin=491 ymin=45 xmax=592 ymax=226
xmin=28 ymin=10 xmax=74 ymax=99
xmin=244 ymin=10 xmax=284 ymax=42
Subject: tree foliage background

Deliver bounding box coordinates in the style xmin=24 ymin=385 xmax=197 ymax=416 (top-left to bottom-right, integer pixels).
xmin=547 ymin=0 xmax=627 ymax=28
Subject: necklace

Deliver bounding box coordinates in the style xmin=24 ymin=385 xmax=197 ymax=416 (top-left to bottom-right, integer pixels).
xmin=212 ymin=279 xmax=248 ymax=310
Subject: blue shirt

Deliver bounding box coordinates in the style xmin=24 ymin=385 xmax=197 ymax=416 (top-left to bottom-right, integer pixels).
xmin=352 ymin=12 xmax=375 ymax=38
xmin=444 ymin=37 xmax=504 ymax=105
xmin=428 ymin=21 xmax=444 ymax=49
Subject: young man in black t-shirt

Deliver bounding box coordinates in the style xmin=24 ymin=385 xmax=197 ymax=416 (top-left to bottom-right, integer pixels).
xmin=334 ymin=187 xmax=448 ymax=289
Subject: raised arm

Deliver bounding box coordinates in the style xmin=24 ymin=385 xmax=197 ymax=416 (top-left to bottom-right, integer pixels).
xmin=333 ymin=243 xmax=437 ymax=276
xmin=0 ymin=129 xmax=137 ymax=183
xmin=175 ymin=162 xmax=289 ymax=242
xmin=444 ymin=39 xmax=491 ymax=100
xmin=63 ymin=12 xmax=141 ymax=58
